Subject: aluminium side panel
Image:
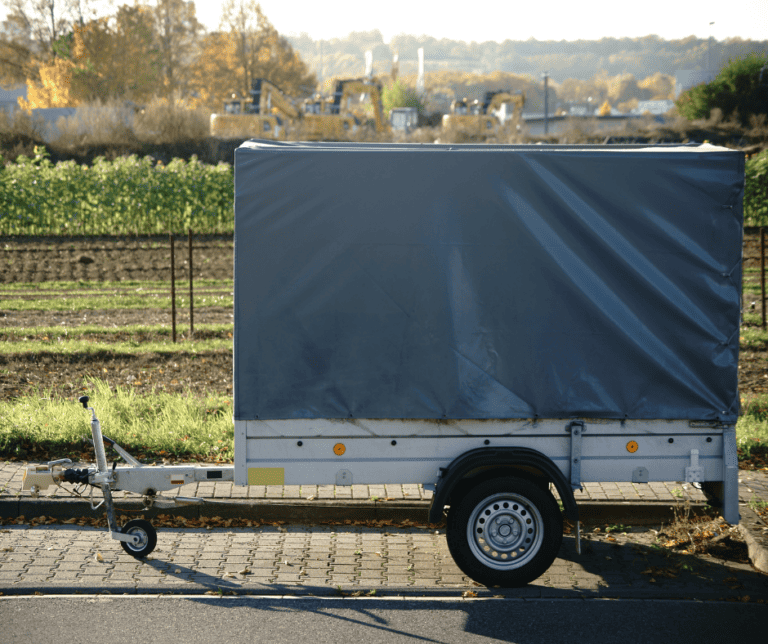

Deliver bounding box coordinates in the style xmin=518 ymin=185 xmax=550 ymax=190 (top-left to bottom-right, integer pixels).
xmin=233 ymin=142 xmax=743 ymax=426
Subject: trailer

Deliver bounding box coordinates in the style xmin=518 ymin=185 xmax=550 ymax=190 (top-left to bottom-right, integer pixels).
xmin=24 ymin=141 xmax=744 ymax=587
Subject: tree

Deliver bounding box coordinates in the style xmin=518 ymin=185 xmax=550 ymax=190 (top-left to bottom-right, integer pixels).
xmin=638 ymin=72 xmax=674 ymax=100
xmin=190 ymin=1 xmax=315 ymax=110
xmin=20 ymin=8 xmax=162 ymax=108
xmin=381 ymin=79 xmax=423 ymax=116
xmin=111 ymin=4 xmax=161 ymax=102
xmin=18 ymin=55 xmax=75 ymax=107
xmin=676 ymin=53 xmax=768 ymax=125
xmin=5 ymin=0 xmax=88 ymax=59
xmin=151 ymin=0 xmax=203 ymax=99
xmin=0 ymin=10 xmax=36 ymax=86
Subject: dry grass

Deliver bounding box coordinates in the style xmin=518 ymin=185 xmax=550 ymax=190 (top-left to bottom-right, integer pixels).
xmin=656 ymin=500 xmax=748 ymax=560
xmin=0 ymin=108 xmax=46 ymax=161
xmin=133 ymin=98 xmax=210 ymax=144
xmin=52 ymin=99 xmax=138 ymax=150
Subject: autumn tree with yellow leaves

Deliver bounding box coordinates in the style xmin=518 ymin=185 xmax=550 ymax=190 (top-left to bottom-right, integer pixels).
xmin=190 ymin=0 xmax=315 ymax=111
xmin=19 ymin=8 xmax=161 ymax=109
xmin=10 ymin=1 xmax=203 ymax=108
xmin=5 ymin=1 xmax=316 ymax=112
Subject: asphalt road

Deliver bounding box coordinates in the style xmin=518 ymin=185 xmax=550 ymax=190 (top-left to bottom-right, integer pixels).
xmin=2 ymin=596 xmax=766 ymax=644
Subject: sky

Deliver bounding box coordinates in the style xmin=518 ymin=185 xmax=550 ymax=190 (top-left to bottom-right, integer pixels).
xmin=192 ymin=0 xmax=768 ymax=43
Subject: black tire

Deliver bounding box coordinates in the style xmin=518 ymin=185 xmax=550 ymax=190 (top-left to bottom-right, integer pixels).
xmin=120 ymin=519 xmax=157 ymax=558
xmin=446 ymin=476 xmax=563 ymax=587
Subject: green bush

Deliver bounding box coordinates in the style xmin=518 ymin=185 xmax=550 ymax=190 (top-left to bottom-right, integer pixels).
xmin=382 ymin=80 xmax=424 ymax=116
xmin=676 ymin=53 xmax=768 ymax=126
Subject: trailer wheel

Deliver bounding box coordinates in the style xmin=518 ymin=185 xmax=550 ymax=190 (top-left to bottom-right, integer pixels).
xmin=446 ymin=476 xmax=563 ymax=587
xmin=120 ymin=519 xmax=157 ymax=558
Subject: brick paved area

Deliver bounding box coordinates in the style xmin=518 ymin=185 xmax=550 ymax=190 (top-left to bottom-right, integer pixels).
xmin=0 ymin=521 xmax=766 ymax=599
xmin=1 ymin=461 xmax=767 ymax=598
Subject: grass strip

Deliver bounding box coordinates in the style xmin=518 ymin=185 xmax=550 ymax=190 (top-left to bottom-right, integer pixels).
xmin=740 ymin=326 xmax=768 ymax=351
xmin=0 ymin=338 xmax=232 ymax=355
xmin=0 ymin=279 xmax=231 ymax=291
xmin=0 ymin=293 xmax=233 ymax=312
xmin=738 ymin=393 xmax=768 ymax=464
xmin=0 ymin=379 xmax=233 ymax=462
xmin=0 ymin=323 xmax=233 ymax=354
xmin=0 ymin=323 xmax=232 ymax=339
xmin=0 ymin=380 xmax=765 ymax=465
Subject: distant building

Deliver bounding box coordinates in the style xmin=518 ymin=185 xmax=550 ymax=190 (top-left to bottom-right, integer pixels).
xmin=675 ymin=70 xmax=715 ymax=98
xmin=390 ymin=107 xmax=418 ymax=132
xmin=569 ymin=104 xmax=590 ymax=116
xmin=522 ymin=113 xmax=640 ymax=137
xmin=631 ymin=100 xmax=675 ymax=116
xmin=0 ymin=84 xmax=27 ymax=115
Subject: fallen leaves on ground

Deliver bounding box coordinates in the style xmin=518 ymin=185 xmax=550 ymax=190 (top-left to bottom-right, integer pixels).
xmin=0 ymin=512 xmax=443 ymax=531
xmin=654 ymin=505 xmax=750 ymax=563
xmin=641 ymin=566 xmax=678 ymax=579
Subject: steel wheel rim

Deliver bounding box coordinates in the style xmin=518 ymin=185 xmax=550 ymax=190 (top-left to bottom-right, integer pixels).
xmin=124 ymin=526 xmax=148 ymax=552
xmin=467 ymin=492 xmax=545 ymax=571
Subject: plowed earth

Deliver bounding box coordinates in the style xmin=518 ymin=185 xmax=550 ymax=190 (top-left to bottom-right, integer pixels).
xmin=1 ymin=232 xmax=767 ymax=448
xmin=0 ymin=236 xmax=233 ymax=400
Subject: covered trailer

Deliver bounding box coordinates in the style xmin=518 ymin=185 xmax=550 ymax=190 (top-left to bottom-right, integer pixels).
xmin=25 ymin=141 xmax=744 ymax=587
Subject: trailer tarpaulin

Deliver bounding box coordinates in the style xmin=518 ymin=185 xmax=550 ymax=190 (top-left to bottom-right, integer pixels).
xmin=234 ymin=142 xmax=743 ymax=422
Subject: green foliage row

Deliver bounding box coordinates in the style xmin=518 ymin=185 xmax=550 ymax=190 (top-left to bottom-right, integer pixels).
xmin=2 ymin=145 xmax=767 ymax=233
xmin=746 ymin=149 xmax=768 ymax=227
xmin=0 ymin=147 xmax=234 ymax=236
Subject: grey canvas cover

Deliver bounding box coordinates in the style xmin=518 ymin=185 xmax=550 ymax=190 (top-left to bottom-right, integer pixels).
xmin=234 ymin=141 xmax=743 ymax=422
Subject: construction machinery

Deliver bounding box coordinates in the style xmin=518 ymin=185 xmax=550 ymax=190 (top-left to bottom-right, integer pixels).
xmin=209 ymin=80 xmax=293 ymax=140
xmin=211 ymin=77 xmax=388 ymax=141
xmin=442 ymin=90 xmax=525 ymax=140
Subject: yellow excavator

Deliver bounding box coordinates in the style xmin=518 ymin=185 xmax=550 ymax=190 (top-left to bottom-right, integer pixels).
xmin=209 ymin=79 xmax=295 ymax=140
xmin=211 ymin=78 xmax=388 ymax=141
xmin=442 ymin=90 xmax=525 ymax=140
xmin=296 ymin=78 xmax=389 ymax=140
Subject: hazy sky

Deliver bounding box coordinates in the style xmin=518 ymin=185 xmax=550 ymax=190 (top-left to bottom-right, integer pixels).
xmin=192 ymin=0 xmax=767 ymax=42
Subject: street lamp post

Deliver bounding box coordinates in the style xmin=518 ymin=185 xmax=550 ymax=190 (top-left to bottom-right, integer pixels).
xmin=542 ymin=71 xmax=549 ymax=135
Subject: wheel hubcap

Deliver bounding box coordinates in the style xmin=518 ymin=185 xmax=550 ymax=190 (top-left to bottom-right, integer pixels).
xmin=126 ymin=527 xmax=148 ymax=550
xmin=467 ymin=492 xmax=544 ymax=570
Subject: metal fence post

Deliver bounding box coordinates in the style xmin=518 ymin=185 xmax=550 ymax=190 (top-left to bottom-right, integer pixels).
xmin=170 ymin=232 xmax=177 ymax=343
xmin=188 ymin=228 xmax=194 ymax=337
xmin=761 ymin=227 xmax=766 ymax=329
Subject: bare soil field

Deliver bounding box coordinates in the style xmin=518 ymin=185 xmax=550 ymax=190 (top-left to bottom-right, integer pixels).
xmin=0 ymin=235 xmax=233 ymax=284
xmin=0 ymin=236 xmax=233 ymax=400
xmin=1 ymin=231 xmax=767 ymax=409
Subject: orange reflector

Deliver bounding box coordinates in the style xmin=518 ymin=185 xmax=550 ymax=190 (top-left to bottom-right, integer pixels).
xmin=626 ymin=441 xmax=639 ymax=453
xmin=333 ymin=443 xmax=346 ymax=456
